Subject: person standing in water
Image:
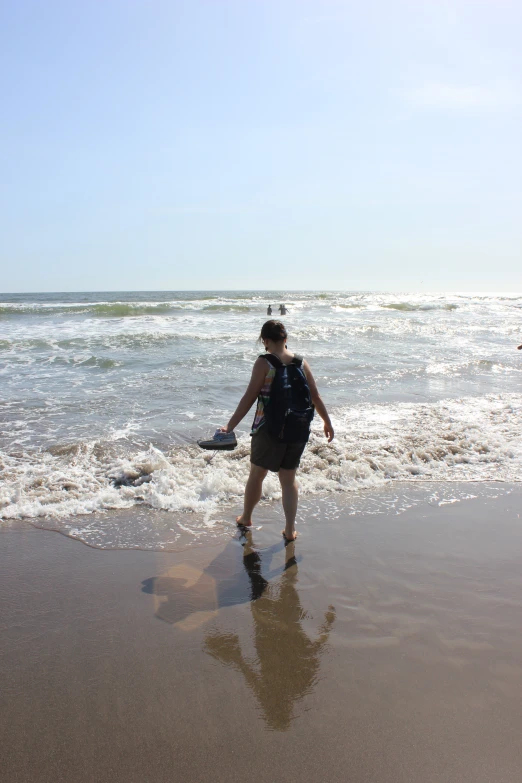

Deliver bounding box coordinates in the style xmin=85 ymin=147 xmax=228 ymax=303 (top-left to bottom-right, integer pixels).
xmin=279 ymin=304 xmax=287 ymax=315
xmin=220 ymin=320 xmax=334 ymax=540
xmin=267 ymin=304 xmax=272 ymax=315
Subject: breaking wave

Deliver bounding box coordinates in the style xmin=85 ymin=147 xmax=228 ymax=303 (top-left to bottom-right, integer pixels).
xmin=0 ymin=302 xmax=177 ymax=317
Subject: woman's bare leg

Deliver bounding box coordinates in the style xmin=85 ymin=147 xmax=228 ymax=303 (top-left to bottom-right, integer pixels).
xmin=278 ymin=468 xmax=298 ymax=540
xmin=236 ymin=464 xmax=268 ymax=526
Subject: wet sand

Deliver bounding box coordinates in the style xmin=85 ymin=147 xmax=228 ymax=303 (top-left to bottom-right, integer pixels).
xmin=2 ymin=488 xmax=522 ymax=783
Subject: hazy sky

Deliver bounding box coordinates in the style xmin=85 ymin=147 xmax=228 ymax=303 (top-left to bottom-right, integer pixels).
xmin=1 ymin=0 xmax=521 ymax=292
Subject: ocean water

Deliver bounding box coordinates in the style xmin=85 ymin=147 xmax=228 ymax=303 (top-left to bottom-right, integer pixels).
xmin=1 ymin=290 xmax=521 ymax=549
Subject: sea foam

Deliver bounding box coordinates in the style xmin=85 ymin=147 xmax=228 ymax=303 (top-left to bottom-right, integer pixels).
xmin=1 ymin=394 xmax=520 ymax=526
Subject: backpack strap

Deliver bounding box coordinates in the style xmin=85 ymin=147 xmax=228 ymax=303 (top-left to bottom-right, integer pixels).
xmin=260 ymin=353 xmax=303 ymax=369
xmin=261 ymin=353 xmax=283 ymax=368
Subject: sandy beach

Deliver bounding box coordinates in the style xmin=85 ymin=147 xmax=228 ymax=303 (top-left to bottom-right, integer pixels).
xmin=2 ymin=487 xmax=522 ymax=783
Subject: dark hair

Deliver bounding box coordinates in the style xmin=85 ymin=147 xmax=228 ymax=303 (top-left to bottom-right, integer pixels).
xmin=260 ymin=320 xmax=287 ymax=343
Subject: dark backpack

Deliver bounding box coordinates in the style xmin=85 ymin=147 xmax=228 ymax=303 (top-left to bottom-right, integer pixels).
xmin=260 ymin=354 xmax=315 ymax=443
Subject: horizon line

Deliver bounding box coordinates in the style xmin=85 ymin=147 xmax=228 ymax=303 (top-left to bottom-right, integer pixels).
xmin=1 ymin=288 xmax=522 ymax=296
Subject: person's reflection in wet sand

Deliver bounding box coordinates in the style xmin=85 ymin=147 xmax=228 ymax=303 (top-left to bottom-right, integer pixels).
xmin=205 ymin=531 xmax=335 ymax=731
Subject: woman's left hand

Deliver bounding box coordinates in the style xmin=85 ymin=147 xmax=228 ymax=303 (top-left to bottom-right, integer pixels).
xmin=324 ymin=422 xmax=334 ymax=442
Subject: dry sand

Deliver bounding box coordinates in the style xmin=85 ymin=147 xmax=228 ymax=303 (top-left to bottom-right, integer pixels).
xmin=2 ymin=487 xmax=522 ymax=783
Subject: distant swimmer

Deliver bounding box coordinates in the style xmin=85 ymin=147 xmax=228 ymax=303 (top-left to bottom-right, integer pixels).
xmin=279 ymin=304 xmax=287 ymax=315
xmin=267 ymin=304 xmax=272 ymax=315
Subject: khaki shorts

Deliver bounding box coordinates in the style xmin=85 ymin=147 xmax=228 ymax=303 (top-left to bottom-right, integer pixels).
xmin=250 ymin=426 xmax=307 ymax=472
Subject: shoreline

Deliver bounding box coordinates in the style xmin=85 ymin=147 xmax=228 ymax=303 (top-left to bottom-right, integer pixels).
xmin=2 ymin=488 xmax=522 ymax=782
xmin=3 ymin=479 xmax=519 ymax=552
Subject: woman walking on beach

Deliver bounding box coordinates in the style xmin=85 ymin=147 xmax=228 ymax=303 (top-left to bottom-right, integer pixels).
xmin=221 ymin=321 xmax=334 ymax=540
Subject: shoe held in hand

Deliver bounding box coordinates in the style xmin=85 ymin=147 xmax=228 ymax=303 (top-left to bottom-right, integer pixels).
xmin=197 ymin=429 xmax=237 ymax=451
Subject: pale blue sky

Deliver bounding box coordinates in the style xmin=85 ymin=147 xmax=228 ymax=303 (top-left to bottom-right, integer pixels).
xmin=1 ymin=0 xmax=521 ymax=292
